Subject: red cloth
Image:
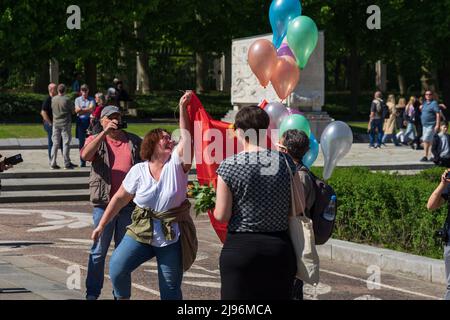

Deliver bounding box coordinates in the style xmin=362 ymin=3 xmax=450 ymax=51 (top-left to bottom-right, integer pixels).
xmin=187 ymin=94 xmax=237 ymax=243
xmin=186 ymin=94 xmax=274 ymax=243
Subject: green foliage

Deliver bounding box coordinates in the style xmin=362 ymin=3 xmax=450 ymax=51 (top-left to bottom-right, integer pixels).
xmin=189 ymin=181 xmax=216 ymax=217
xmin=309 ymin=167 xmax=447 ymax=259
xmin=0 ymin=92 xmax=45 ymax=122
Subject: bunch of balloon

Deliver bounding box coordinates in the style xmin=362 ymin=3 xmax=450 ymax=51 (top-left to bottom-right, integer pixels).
xmin=248 ymin=0 xmax=319 ymax=101
xmin=320 ymin=121 xmax=353 ymax=180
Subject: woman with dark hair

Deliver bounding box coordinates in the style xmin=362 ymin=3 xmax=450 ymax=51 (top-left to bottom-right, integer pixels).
xmin=214 ymin=106 xmax=297 ymax=300
xmin=91 ymin=91 xmax=197 ymax=300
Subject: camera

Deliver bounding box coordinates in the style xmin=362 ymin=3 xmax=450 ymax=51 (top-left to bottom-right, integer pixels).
xmin=4 ymin=154 xmax=23 ymax=166
xmin=435 ymin=223 xmax=449 ymax=244
xmin=116 ymin=121 xmax=127 ymax=130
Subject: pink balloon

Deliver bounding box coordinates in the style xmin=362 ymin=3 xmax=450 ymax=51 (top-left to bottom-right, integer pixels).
xmin=277 ymin=43 xmax=296 ymax=60
xmin=270 ymin=56 xmax=300 ymax=100
xmin=248 ymin=39 xmax=277 ymax=88
xmin=287 ymin=107 xmax=303 ymax=116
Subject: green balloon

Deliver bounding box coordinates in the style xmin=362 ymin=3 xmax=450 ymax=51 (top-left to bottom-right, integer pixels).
xmin=286 ymin=16 xmax=318 ymax=69
xmin=279 ymin=114 xmax=311 ymax=138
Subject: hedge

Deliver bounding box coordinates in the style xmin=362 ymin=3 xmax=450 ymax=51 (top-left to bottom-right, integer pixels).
xmin=309 ymin=166 xmax=448 ymax=259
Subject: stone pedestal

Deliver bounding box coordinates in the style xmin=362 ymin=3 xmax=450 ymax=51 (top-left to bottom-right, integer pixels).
xmin=225 ymin=32 xmax=333 ymax=140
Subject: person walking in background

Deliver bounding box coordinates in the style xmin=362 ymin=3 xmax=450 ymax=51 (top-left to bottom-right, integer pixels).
xmin=396 ymin=97 xmax=407 ymax=144
xmin=41 ymin=83 xmax=62 ymax=163
xmin=412 ymin=96 xmax=424 ymax=150
xmin=81 ymin=105 xmax=142 ymax=300
xmin=368 ymin=91 xmax=385 ymax=149
xmin=214 ymin=106 xmax=297 ymax=300
xmin=403 ymin=96 xmax=417 ymax=146
xmin=427 ymin=169 xmax=450 ymax=300
xmin=420 ymin=90 xmax=441 ymax=162
xmin=277 ymin=129 xmax=316 ymax=301
xmin=90 ymin=91 xmax=196 ymax=300
xmin=434 ymin=92 xmax=448 ymax=123
xmin=75 ymin=84 xmax=95 ymax=167
xmin=382 ymin=94 xmax=401 ymax=146
xmin=50 ymin=84 xmax=77 ymax=170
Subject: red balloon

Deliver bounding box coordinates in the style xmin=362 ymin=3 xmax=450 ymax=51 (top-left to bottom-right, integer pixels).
xmin=248 ymin=39 xmax=277 ymax=87
xmin=270 ymin=56 xmax=300 ymax=100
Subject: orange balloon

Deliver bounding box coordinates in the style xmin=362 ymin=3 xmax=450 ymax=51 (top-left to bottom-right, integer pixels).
xmin=270 ymin=56 xmax=300 ymax=100
xmin=248 ymin=39 xmax=277 ymax=87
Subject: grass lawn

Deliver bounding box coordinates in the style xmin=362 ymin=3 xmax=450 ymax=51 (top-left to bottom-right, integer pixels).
xmin=0 ymin=123 xmax=178 ymax=139
xmin=348 ymin=121 xmax=369 ymax=134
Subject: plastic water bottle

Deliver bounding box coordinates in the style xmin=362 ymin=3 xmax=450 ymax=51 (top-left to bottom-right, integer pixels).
xmin=323 ymin=195 xmax=337 ymax=222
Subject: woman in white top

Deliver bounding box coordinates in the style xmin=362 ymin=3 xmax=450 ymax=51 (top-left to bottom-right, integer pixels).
xmin=91 ymin=91 xmax=194 ymax=300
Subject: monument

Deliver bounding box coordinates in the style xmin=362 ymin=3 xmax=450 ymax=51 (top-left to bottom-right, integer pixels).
xmin=224 ymin=31 xmax=332 ymax=140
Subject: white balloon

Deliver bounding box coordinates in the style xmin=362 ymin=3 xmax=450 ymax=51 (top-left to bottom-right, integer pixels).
xmin=320 ymin=121 xmax=353 ymax=180
xmin=264 ymin=102 xmax=289 ymax=128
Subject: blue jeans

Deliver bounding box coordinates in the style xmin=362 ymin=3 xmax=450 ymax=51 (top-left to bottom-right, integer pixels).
xmin=382 ymin=133 xmax=400 ymax=145
xmin=76 ymin=117 xmax=90 ymax=166
xmin=43 ymin=122 xmax=62 ymax=162
xmin=369 ymin=119 xmax=383 ymax=147
xmin=404 ymin=122 xmax=416 ymax=143
xmin=85 ymin=204 xmax=134 ymax=299
xmin=109 ymin=235 xmax=183 ymax=300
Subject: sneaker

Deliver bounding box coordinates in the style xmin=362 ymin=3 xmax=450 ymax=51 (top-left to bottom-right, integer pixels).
xmin=69 ymin=162 xmax=78 ymax=168
xmin=369 ymin=145 xmax=375 ymax=149
xmin=429 ymin=157 xmax=435 ymax=162
xmin=80 ymin=163 xmax=86 ymax=168
xmin=64 ymin=165 xmax=75 ymax=170
xmin=50 ymin=165 xmax=61 ymax=170
xmin=420 ymin=156 xmax=428 ymax=162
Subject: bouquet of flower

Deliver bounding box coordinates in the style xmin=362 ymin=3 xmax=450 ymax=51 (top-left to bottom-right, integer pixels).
xmin=188 ymin=181 xmax=216 ymax=217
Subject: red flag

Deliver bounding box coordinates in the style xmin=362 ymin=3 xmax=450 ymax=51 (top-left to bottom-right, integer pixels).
xmin=187 ymin=93 xmax=236 ymax=243
xmin=186 ymin=93 xmax=275 ymax=243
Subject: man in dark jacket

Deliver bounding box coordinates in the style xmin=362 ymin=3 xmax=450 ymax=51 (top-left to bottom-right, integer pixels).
xmin=432 ymin=121 xmax=450 ymax=167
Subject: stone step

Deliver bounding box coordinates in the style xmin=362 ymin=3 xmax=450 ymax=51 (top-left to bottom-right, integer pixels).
xmin=0 ymin=189 xmax=90 ymax=203
xmin=0 ymin=177 xmax=88 ymax=192
xmin=0 ymin=169 xmax=90 ymax=179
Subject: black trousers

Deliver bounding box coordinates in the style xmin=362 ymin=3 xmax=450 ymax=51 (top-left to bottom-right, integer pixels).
xmin=219 ymin=231 xmax=296 ymax=300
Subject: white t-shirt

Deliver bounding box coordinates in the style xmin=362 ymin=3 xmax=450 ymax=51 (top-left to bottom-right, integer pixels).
xmin=122 ymin=147 xmax=188 ymax=247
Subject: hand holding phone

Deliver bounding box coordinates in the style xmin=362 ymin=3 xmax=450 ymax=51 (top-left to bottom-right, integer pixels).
xmin=4 ymin=154 xmax=23 ymax=166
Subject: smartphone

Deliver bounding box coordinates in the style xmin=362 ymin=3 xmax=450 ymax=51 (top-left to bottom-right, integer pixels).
xmin=446 ymin=172 xmax=450 ymax=180
xmin=4 ymin=154 xmax=23 ymax=166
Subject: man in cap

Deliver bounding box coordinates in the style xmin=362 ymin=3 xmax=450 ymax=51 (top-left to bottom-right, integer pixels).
xmin=80 ymin=105 xmax=142 ymax=300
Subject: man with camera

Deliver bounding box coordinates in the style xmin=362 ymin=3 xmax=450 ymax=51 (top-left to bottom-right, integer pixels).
xmin=80 ymin=105 xmax=142 ymax=300
xmin=0 ymin=155 xmax=12 ymax=173
xmin=427 ymin=169 xmax=450 ymax=300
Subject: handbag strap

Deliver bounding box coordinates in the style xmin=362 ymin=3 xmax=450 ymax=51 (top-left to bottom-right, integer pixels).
xmin=283 ymin=154 xmax=306 ymax=217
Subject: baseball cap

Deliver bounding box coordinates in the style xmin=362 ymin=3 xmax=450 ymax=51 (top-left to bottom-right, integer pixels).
xmin=101 ymin=105 xmax=121 ymax=118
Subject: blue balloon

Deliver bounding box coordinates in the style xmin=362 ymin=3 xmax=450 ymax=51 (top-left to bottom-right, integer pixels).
xmin=269 ymin=0 xmax=302 ymax=49
xmin=302 ymin=133 xmax=319 ymax=168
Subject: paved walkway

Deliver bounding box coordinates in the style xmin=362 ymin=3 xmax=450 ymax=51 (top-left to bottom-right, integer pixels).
xmin=0 ymin=139 xmax=435 ymax=172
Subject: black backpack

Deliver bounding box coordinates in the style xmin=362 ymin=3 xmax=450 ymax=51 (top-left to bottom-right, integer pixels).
xmin=381 ymin=101 xmax=390 ymax=119
xmin=299 ymin=166 xmax=337 ymax=245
